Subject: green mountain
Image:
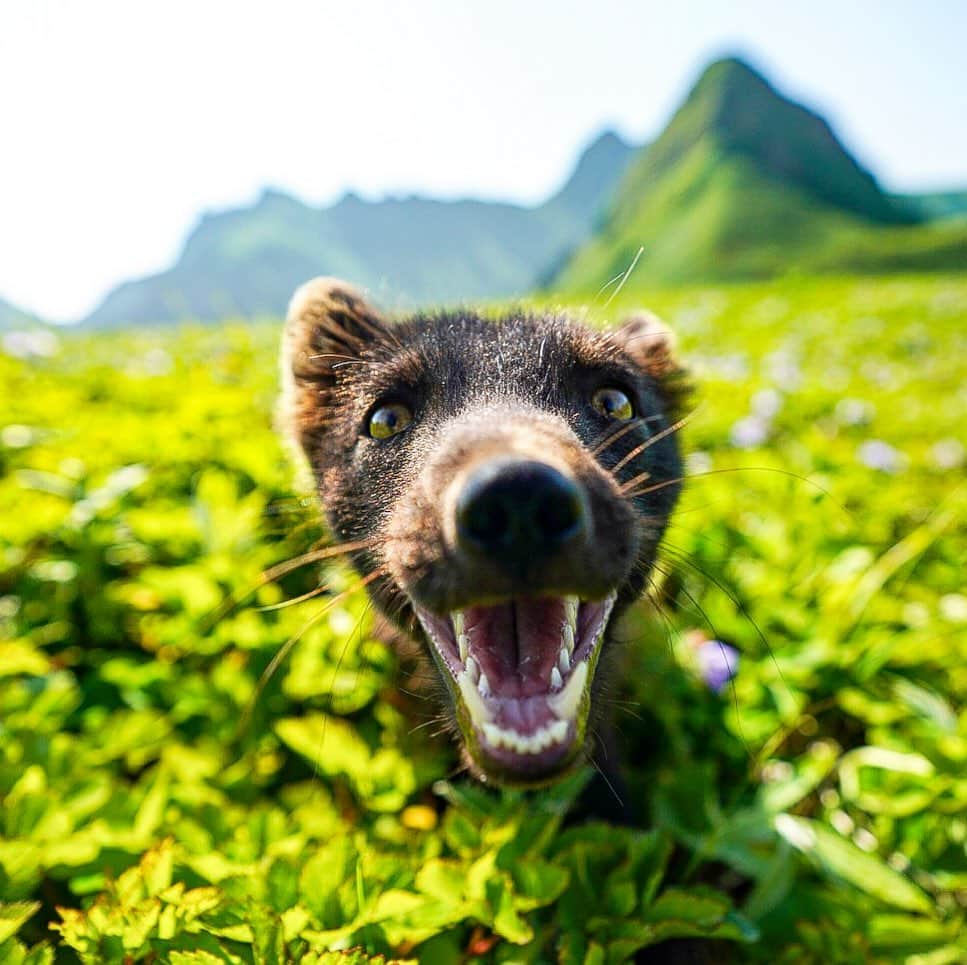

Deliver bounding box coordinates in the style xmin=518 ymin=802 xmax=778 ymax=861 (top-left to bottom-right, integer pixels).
xmin=892 ymin=190 xmax=967 ymax=221
xmin=82 ymin=131 xmax=636 ymax=327
xmin=554 ymin=58 xmax=967 ymax=292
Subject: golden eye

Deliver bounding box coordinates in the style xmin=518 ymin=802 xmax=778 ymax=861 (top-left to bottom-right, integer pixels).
xmin=368 ymin=402 xmax=413 ymax=439
xmin=592 ymin=387 xmax=634 ymax=421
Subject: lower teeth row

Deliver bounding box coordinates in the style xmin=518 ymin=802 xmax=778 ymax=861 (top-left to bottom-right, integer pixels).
xmin=481 ymin=718 xmax=568 ymax=754
xmin=444 ymin=594 xmax=615 ymax=755
xmin=455 ymin=659 xmax=588 ymax=741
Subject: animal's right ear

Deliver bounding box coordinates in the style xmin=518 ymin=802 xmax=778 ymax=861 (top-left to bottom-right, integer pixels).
xmin=609 ymin=310 xmax=690 ymax=419
xmin=280 ymin=276 xmax=389 ymax=455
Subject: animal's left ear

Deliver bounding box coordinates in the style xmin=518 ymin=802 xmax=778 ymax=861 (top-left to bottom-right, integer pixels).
xmin=280 ymin=276 xmax=391 ymax=457
xmin=609 ymin=310 xmax=690 ymax=417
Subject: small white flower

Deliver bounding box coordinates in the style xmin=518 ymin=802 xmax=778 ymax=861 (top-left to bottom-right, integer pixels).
xmin=714 ymin=353 xmax=749 ymax=381
xmin=1 ymin=424 xmax=35 ymax=448
xmin=730 ymin=415 xmax=770 ymax=449
xmin=835 ymin=398 xmax=875 ymax=426
xmin=686 ymin=450 xmax=713 ymax=475
xmin=751 ymin=388 xmax=783 ymax=419
xmin=31 ymin=560 xmax=78 ymax=583
xmin=861 ymin=361 xmax=894 ymax=387
xmin=328 ymin=608 xmax=356 ymax=635
xmin=142 ymin=348 xmax=173 ymax=376
xmin=939 ymin=594 xmax=967 ymax=623
xmin=858 ymin=439 xmax=902 ymax=473
xmin=1 ymin=329 xmax=59 ymax=359
xmin=930 ymin=438 xmax=965 ymax=470
xmin=765 ymin=349 xmax=802 ymax=389
xmin=902 ymin=602 xmax=930 ymax=628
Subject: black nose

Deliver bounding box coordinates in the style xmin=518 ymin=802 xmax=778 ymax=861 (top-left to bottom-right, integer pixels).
xmin=456 ymin=459 xmax=587 ymax=561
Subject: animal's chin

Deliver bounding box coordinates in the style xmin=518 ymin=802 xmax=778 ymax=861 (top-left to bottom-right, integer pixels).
xmin=414 ymin=592 xmax=617 ymax=785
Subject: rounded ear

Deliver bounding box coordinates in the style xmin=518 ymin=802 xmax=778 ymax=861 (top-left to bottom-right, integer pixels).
xmin=608 ymin=310 xmax=690 ymax=418
xmin=279 ymin=276 xmax=389 ymax=457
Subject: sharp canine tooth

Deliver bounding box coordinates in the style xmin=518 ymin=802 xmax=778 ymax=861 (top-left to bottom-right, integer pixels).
xmin=549 ymin=660 xmax=588 ymax=721
xmin=478 ymin=671 xmax=491 ymax=696
xmin=458 ymin=669 xmax=491 ymax=723
xmin=550 ymin=666 xmax=563 ymax=690
xmin=565 ymin=596 xmax=579 ymax=630
xmin=466 ymin=655 xmax=479 ymax=684
xmin=458 ymin=633 xmax=469 ymax=663
xmin=452 ymin=611 xmax=465 ymax=637
xmin=558 ymin=647 xmax=570 ymax=673
xmin=562 ymin=623 xmax=575 ymax=656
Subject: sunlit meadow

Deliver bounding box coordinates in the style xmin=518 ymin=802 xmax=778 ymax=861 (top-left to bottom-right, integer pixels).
xmin=1 ymin=275 xmax=964 ymax=962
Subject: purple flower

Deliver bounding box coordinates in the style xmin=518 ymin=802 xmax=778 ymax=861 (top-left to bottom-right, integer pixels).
xmin=696 ymin=640 xmax=740 ymax=693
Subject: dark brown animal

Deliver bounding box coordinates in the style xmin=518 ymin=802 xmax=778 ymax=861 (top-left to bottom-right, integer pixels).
xmin=280 ymin=277 xmax=687 ymax=788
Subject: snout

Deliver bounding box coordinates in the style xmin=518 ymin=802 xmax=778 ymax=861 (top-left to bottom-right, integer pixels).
xmin=455 ymin=459 xmax=588 ymax=567
xmin=383 ymin=410 xmax=652 ymax=784
xmin=390 ymin=408 xmax=642 ymax=608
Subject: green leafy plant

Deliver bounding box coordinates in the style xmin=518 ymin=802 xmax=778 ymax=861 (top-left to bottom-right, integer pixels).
xmin=1 ymin=276 xmax=964 ymax=962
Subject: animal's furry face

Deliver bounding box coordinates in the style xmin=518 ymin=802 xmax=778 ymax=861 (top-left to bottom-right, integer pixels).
xmin=281 ymin=278 xmax=687 ymax=786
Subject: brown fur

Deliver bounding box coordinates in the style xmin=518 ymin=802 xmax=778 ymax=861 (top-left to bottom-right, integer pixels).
xmin=280 ymin=277 xmax=688 ymax=785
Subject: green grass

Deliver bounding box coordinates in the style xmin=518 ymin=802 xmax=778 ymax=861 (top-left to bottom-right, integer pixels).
xmin=1 ymin=275 xmax=965 ymax=962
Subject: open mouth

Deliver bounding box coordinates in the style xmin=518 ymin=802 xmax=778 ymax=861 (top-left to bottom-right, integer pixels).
xmin=415 ymin=593 xmax=617 ymax=781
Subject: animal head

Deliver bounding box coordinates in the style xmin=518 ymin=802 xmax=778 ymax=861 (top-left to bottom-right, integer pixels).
xmin=280 ymin=277 xmax=688 ymax=786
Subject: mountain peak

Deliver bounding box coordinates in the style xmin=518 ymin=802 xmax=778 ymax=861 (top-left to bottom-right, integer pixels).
xmin=572 ymin=129 xmax=635 ymax=182
xmin=256 ymin=186 xmax=301 ymax=208
xmin=645 ymin=54 xmax=913 ymax=225
xmin=583 ymin=128 xmax=632 ymax=155
xmin=690 ymin=55 xmax=772 ymax=102
xmin=552 ymin=55 xmax=945 ymax=293
xmin=544 ymin=128 xmax=636 ymax=220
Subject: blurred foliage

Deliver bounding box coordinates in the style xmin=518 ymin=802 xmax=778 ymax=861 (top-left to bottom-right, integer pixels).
xmin=0 ymin=276 xmax=964 ymax=962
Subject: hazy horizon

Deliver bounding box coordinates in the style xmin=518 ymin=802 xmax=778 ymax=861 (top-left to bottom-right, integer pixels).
xmin=3 ymin=0 xmax=966 ymax=322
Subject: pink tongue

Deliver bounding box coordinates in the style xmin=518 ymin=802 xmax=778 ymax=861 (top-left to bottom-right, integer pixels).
xmin=463 ymin=598 xmax=566 ymax=697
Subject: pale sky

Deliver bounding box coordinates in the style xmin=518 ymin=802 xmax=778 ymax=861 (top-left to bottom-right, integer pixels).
xmin=2 ymin=0 xmax=965 ymax=322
